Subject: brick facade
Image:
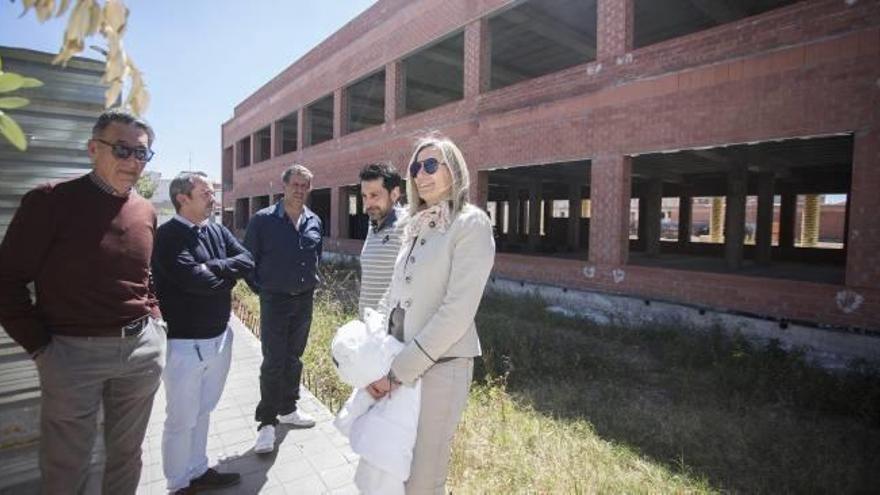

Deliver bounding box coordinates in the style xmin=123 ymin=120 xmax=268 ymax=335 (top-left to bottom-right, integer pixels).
xmin=223 ymin=0 xmax=880 ymax=331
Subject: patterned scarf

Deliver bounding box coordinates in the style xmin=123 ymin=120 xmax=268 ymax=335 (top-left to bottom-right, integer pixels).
xmin=404 ymin=201 xmax=452 ymax=243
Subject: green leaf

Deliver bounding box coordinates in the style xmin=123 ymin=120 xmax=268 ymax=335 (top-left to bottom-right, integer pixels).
xmin=0 ymin=97 xmax=29 ymax=109
xmin=20 ymin=77 xmax=43 ymax=88
xmin=0 ymin=73 xmax=24 ymax=93
xmin=0 ymin=112 xmax=28 ymax=151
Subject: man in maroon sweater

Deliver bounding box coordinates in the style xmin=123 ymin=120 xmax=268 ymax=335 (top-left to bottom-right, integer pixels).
xmin=0 ymin=110 xmax=166 ymax=494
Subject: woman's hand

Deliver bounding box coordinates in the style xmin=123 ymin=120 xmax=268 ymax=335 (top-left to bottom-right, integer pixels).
xmin=366 ymin=375 xmax=400 ymax=399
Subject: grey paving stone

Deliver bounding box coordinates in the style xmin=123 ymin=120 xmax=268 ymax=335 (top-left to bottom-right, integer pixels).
xmin=269 ymin=457 xmax=314 ymax=484
xmin=133 ymin=315 xmax=356 ymax=493
xmin=319 ymin=463 xmax=356 ymax=490
xmin=306 ymin=449 xmax=348 ymax=471
xmin=279 ymin=473 xmax=327 ymax=494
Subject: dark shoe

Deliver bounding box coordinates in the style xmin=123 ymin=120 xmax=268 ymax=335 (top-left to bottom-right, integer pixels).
xmin=171 ymin=488 xmax=196 ymax=495
xmin=189 ymin=468 xmax=241 ymax=491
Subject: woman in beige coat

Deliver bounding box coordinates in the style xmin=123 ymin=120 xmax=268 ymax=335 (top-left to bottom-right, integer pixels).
xmin=367 ymin=135 xmax=495 ymax=493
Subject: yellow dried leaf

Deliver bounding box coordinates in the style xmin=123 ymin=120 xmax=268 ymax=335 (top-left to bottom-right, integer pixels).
xmin=105 ymin=80 xmax=122 ymax=108
xmin=103 ymin=0 xmax=128 ymax=34
xmin=35 ymin=0 xmax=55 ymax=21
xmin=87 ymin=2 xmax=102 ymax=36
xmin=56 ymin=0 xmax=71 ymax=17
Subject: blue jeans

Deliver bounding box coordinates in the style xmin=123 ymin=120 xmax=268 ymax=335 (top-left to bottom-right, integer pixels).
xmin=255 ymin=290 xmax=314 ymax=426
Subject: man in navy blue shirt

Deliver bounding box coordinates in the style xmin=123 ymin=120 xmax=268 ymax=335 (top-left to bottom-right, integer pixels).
xmin=244 ymin=164 xmax=323 ymax=454
xmin=152 ymin=172 xmax=254 ymax=494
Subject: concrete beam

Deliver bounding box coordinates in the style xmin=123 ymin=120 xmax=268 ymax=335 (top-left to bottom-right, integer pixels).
xmin=689 ymin=0 xmax=746 ymax=25
xmin=503 ymin=5 xmax=597 ymax=59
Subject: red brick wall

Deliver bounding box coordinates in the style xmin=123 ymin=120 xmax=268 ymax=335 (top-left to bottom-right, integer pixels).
xmin=224 ymin=0 xmax=880 ymax=330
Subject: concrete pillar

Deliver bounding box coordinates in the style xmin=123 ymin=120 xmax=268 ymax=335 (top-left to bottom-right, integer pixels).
xmin=678 ymin=190 xmax=692 ymax=247
xmin=724 ymin=168 xmax=747 ymax=270
xmin=297 ymin=107 xmax=309 ymax=149
xmin=542 ymin=198 xmax=553 ymax=237
xmin=270 ymin=121 xmax=281 ymax=158
xmin=710 ymin=197 xmax=725 ymax=244
xmin=509 ymin=188 xmax=521 ymax=238
xmin=846 ymin=130 xmax=880 ymax=288
xmin=330 ymin=186 xmax=349 ymax=239
xmin=800 ymin=194 xmax=820 ymax=247
xmin=643 ymin=179 xmax=663 ymax=256
xmin=233 ymin=141 xmax=241 ymax=169
xmin=249 ymin=134 xmax=257 ymax=166
xmin=333 ymin=88 xmax=347 ymax=139
xmin=495 ymin=198 xmax=506 ymax=232
xmin=464 ymin=18 xmax=490 ymax=99
xmin=589 ymin=154 xmax=632 ymax=266
xmin=597 ymin=0 xmax=634 ymax=61
xmin=842 ymin=193 xmax=851 ymax=255
xmin=385 ymin=61 xmax=405 ymax=122
xmin=755 ymin=172 xmax=774 ymax=264
xmin=779 ymin=193 xmax=796 ymax=252
xmin=636 ymin=194 xmax=646 ymax=250
xmin=567 ymin=184 xmax=581 ymax=250
xmin=473 ymin=170 xmax=489 ymax=211
xmin=528 ymin=183 xmax=541 ymax=251
xmin=249 ymin=196 xmax=261 ymax=217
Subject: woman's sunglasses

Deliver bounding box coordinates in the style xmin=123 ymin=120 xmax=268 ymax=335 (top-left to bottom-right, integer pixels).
xmin=410 ymin=157 xmax=440 ymax=178
xmin=94 ymin=138 xmax=155 ymax=163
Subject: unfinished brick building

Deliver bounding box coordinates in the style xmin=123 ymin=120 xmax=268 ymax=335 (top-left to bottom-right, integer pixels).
xmin=222 ymin=0 xmax=880 ymax=339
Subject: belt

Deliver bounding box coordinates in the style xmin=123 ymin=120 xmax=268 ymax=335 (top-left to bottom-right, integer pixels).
xmin=119 ymin=315 xmax=151 ymax=337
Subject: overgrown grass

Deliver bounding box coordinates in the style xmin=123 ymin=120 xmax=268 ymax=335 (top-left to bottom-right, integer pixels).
xmin=233 ymin=265 xmax=880 ymax=494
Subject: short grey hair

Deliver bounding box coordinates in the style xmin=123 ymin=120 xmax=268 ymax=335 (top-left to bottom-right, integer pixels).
xmin=92 ymin=109 xmax=155 ymax=146
xmin=282 ymin=164 xmax=313 ymax=185
xmin=406 ymin=134 xmax=470 ymax=217
xmin=170 ymin=171 xmax=208 ymax=212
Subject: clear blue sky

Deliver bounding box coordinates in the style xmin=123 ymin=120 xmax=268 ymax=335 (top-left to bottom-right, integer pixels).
xmin=0 ymin=0 xmax=376 ymax=180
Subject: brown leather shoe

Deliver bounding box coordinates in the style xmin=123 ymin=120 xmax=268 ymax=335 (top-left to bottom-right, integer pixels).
xmin=189 ymin=468 xmax=241 ymax=491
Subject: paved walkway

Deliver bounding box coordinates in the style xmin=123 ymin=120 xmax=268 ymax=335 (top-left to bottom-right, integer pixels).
xmin=136 ymin=315 xmax=358 ymax=494
xmin=0 ymin=315 xmax=358 ymax=495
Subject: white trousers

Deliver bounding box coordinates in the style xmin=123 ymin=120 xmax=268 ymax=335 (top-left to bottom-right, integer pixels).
xmin=161 ymin=327 xmax=233 ymax=491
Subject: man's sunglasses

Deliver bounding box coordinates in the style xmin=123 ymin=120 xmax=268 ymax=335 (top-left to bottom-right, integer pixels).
xmin=94 ymin=138 xmax=155 ymax=163
xmin=410 ymin=157 xmax=441 ymax=178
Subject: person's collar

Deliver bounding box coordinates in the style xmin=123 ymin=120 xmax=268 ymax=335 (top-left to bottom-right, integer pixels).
xmin=272 ymin=201 xmax=286 ymax=219
xmin=173 ymin=214 xmax=208 ymax=229
xmin=372 ymin=206 xmax=399 ymax=232
xmin=275 ymin=201 xmax=313 ymax=224
xmin=88 ymin=171 xmax=130 ymax=197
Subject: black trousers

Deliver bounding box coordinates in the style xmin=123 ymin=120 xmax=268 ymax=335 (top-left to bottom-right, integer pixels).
xmin=254 ymin=290 xmax=314 ymax=426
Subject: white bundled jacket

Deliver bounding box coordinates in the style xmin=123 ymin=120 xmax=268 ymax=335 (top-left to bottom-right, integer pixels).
xmin=332 ymin=309 xmax=421 ymax=495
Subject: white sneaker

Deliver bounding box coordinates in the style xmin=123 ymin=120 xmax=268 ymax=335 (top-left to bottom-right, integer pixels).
xmin=278 ymin=409 xmax=316 ymax=428
xmin=253 ymin=425 xmax=275 ymax=454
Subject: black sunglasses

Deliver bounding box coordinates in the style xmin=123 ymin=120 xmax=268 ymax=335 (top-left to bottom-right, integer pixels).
xmin=94 ymin=138 xmax=155 ymax=163
xmin=410 ymin=157 xmax=441 ymax=178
